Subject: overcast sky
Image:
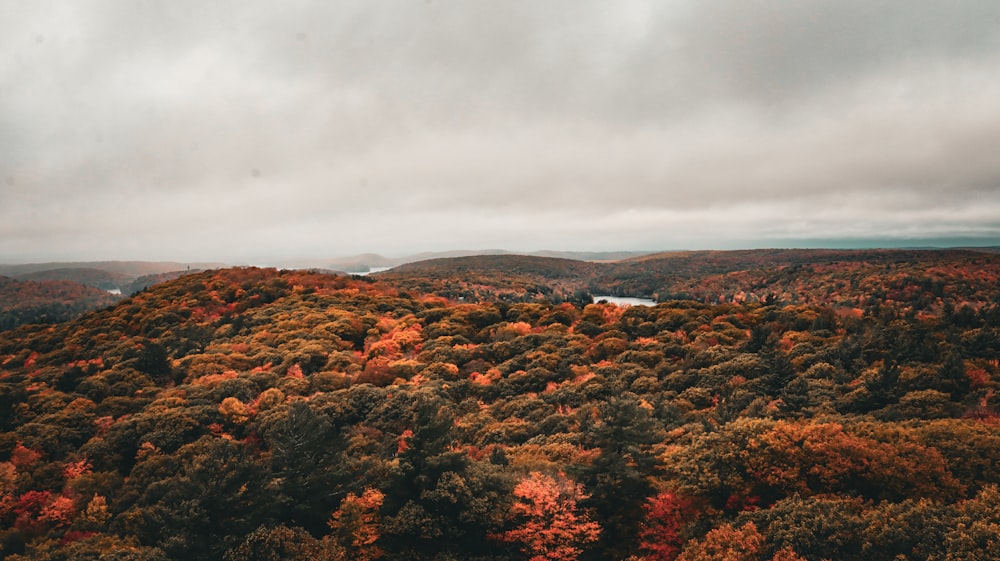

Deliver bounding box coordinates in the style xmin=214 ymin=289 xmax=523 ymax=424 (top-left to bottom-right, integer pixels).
xmin=2 ymin=1 xmax=1000 ymax=264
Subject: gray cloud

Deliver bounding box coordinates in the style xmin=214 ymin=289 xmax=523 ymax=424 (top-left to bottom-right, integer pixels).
xmin=2 ymin=0 xmax=1000 ymax=263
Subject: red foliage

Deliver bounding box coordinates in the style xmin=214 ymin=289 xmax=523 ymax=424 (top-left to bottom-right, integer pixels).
xmin=724 ymin=493 xmax=760 ymax=513
xmin=14 ymin=490 xmax=52 ymax=533
xmin=968 ymin=367 xmax=990 ymax=390
xmin=11 ymin=443 xmax=42 ymax=468
xmin=639 ymin=492 xmax=698 ymax=561
xmin=60 ymin=530 xmax=98 ymax=545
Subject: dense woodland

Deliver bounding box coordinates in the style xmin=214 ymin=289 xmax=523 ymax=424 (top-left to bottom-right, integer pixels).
xmin=0 ymin=278 xmax=121 ymax=332
xmin=1 ymin=249 xmax=999 ymax=560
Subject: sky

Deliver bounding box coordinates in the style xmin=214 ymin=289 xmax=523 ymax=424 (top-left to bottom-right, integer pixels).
xmin=2 ymin=0 xmax=1000 ymax=264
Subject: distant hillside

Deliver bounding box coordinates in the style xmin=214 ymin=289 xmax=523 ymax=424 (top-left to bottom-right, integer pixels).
xmin=0 ymin=261 xmax=225 ymax=295
xmin=321 ymin=249 xmax=656 ymax=273
xmin=388 ymin=254 xmax=598 ymax=277
xmin=599 ymin=248 xmax=1000 ymax=309
xmin=0 ymin=261 xmax=224 ymax=279
xmin=0 ymin=276 xmax=122 ymax=330
xmin=14 ymin=268 xmax=132 ymax=292
xmin=378 ymin=254 xmax=600 ymax=303
xmin=375 ymin=248 xmax=1000 ymax=313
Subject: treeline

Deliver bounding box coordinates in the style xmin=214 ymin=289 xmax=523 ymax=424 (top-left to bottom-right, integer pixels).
xmin=0 ymin=266 xmax=998 ymax=560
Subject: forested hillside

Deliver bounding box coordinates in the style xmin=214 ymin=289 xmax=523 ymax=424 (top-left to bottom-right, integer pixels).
xmin=1 ymin=252 xmax=999 ymax=560
xmin=380 ymin=249 xmax=1000 ymax=313
xmin=0 ymin=278 xmax=121 ymax=332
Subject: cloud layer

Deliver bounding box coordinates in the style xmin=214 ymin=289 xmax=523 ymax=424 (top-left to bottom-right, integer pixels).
xmin=3 ymin=0 xmax=1000 ymax=262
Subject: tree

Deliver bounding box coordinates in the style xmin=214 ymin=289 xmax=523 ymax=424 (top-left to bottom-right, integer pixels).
xmin=328 ymin=488 xmax=384 ymax=561
xmin=224 ymin=524 xmax=332 ymax=561
xmin=264 ymin=400 xmax=342 ymax=534
xmin=676 ymin=522 xmax=763 ymax=561
xmin=494 ymin=471 xmax=600 ymax=561
xmin=576 ymin=395 xmax=659 ymax=559
xmin=639 ymin=492 xmax=692 ymax=561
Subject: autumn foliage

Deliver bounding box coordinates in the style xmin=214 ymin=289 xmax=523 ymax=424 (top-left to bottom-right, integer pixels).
xmin=496 ymin=472 xmax=600 ymax=561
xmin=0 ymin=251 xmax=998 ymax=560
xmin=328 ymin=488 xmax=384 ymax=561
xmin=639 ymin=492 xmax=691 ymax=561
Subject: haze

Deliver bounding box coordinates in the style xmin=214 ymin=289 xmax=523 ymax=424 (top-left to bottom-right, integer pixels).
xmin=3 ymin=1 xmax=1000 ymax=264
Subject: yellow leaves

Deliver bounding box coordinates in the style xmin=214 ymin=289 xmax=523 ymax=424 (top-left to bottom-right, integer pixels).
xmin=219 ymin=397 xmax=251 ymax=424
xmin=83 ymin=494 xmax=110 ymax=526
xmin=507 ymin=442 xmax=601 ymax=473
xmin=676 ymin=522 xmax=763 ymax=561
xmin=0 ymin=462 xmax=16 ymax=506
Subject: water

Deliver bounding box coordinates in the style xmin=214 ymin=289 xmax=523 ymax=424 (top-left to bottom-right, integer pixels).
xmin=352 ymin=266 xmax=392 ymax=276
xmin=592 ymin=295 xmax=656 ymax=307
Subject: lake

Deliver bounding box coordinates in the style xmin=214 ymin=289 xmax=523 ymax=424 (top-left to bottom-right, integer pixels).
xmin=592 ymin=295 xmax=656 ymax=307
xmin=351 ymin=266 xmax=393 ymax=276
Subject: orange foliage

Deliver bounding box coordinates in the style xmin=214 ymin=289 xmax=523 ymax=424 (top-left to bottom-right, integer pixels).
xmin=63 ymin=458 xmax=92 ymax=481
xmin=329 ymin=488 xmax=384 ymax=561
xmin=397 ymin=429 xmax=414 ymax=455
xmin=495 ymin=472 xmax=600 ymax=561
xmin=747 ymin=421 xmax=963 ymax=499
xmin=39 ymin=494 xmax=76 ymax=526
xmin=190 ymin=370 xmax=239 ymax=388
xmin=286 ymin=364 xmax=305 ymax=379
xmin=11 ymin=443 xmax=41 ymax=469
xmin=470 ymin=368 xmax=502 ymax=386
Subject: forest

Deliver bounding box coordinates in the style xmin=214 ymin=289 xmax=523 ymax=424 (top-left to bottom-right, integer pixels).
xmin=0 ymin=278 xmax=121 ymax=332
xmin=0 ymin=249 xmax=999 ymax=560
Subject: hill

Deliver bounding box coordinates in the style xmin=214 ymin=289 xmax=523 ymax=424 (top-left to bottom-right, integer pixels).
xmin=13 ymin=269 xmax=132 ymax=293
xmin=378 ymin=254 xmax=600 ymax=303
xmin=0 ymin=261 xmax=224 ymax=280
xmin=318 ymin=250 xmax=656 ymax=273
xmin=0 ymin=260 xmax=998 ymax=560
xmin=599 ymin=248 xmax=1000 ymax=309
xmin=377 ymin=249 xmax=1000 ymax=315
xmin=0 ymin=277 xmax=121 ymax=331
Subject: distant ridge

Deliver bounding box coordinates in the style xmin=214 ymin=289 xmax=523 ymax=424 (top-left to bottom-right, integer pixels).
xmin=0 ymin=260 xmax=226 ymax=278
xmin=0 ymin=275 xmax=122 ymax=330
xmin=374 ymin=247 xmax=1000 ymax=308
xmin=0 ymin=261 xmax=225 ymax=296
xmin=322 ymin=249 xmax=655 ymax=272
